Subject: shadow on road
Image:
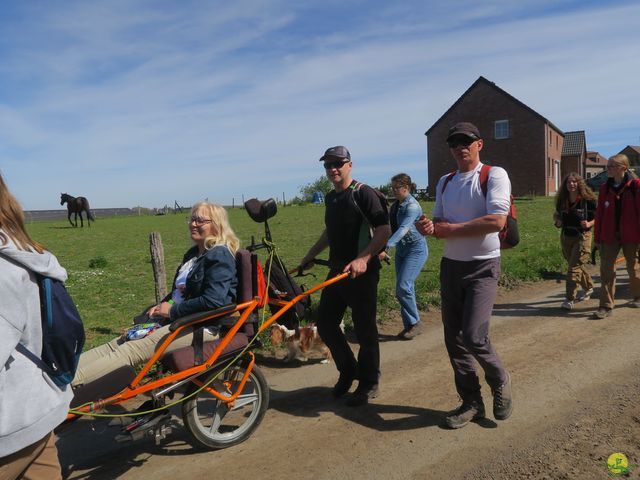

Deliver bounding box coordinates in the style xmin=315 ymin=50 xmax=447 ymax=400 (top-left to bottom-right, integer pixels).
xmin=270 ymin=386 xmax=460 ymax=432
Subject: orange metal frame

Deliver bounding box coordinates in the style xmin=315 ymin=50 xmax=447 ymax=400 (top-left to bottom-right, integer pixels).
xmin=67 ymin=271 xmax=349 ymax=421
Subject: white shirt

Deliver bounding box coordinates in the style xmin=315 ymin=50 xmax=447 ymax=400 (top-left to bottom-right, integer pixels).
xmin=171 ymin=256 xmax=198 ymax=304
xmin=433 ymin=162 xmax=511 ymax=261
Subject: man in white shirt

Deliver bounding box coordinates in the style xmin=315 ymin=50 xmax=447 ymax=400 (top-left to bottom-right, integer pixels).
xmin=417 ymin=122 xmax=513 ymax=429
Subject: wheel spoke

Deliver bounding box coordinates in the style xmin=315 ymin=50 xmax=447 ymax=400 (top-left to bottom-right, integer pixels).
xmin=208 ymin=399 xmax=227 ymax=434
xmin=230 ymin=392 xmax=259 ymax=410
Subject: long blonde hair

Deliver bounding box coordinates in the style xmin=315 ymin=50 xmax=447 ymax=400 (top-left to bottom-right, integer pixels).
xmin=192 ymin=202 xmax=240 ymax=254
xmin=0 ymin=172 xmax=43 ymax=252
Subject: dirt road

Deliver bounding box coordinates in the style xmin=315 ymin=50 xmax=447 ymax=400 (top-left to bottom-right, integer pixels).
xmin=58 ymin=264 xmax=640 ymax=479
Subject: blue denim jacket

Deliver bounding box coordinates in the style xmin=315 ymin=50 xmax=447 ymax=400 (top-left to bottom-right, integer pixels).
xmin=387 ymin=194 xmax=425 ymax=249
xmin=169 ymin=245 xmax=237 ymax=320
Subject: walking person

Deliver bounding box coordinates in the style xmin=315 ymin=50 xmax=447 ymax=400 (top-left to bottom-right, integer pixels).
xmin=299 ymin=146 xmax=390 ymax=407
xmin=553 ymin=173 xmax=597 ymax=310
xmin=0 ymin=172 xmax=72 ymax=480
xmin=592 ymin=154 xmax=640 ymax=319
xmin=379 ymin=173 xmax=428 ymax=339
xmin=416 ymin=122 xmax=513 ymax=428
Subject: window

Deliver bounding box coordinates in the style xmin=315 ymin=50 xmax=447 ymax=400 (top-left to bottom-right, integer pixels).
xmin=494 ymin=120 xmax=509 ymax=139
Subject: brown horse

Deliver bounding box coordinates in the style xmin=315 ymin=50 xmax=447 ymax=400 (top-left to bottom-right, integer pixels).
xmin=60 ymin=193 xmax=95 ymax=227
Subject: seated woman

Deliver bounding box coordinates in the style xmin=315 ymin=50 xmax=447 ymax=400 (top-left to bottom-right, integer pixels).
xmin=72 ymin=201 xmax=240 ymax=387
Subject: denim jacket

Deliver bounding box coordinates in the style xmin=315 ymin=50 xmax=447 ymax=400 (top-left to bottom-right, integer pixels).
xmin=168 ymin=245 xmax=237 ymax=320
xmin=387 ymin=194 xmax=424 ymax=249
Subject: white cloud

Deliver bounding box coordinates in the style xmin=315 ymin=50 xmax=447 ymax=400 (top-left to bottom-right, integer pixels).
xmin=1 ymin=1 xmax=639 ymax=209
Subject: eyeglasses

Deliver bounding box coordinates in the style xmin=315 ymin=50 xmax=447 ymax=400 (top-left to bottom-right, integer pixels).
xmin=606 ymin=164 xmax=623 ymax=170
xmin=391 ymin=185 xmax=407 ymax=191
xmin=447 ymin=137 xmax=477 ymax=149
xmin=189 ymin=216 xmax=212 ymax=226
xmin=323 ymin=160 xmax=349 ymax=170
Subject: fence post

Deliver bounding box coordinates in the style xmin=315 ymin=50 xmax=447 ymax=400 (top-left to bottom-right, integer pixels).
xmin=149 ymin=232 xmax=167 ymax=303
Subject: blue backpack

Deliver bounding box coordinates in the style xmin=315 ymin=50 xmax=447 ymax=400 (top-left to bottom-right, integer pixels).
xmin=36 ymin=276 xmax=85 ymax=387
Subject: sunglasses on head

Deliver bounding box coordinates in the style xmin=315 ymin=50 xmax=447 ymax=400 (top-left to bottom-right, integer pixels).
xmin=447 ymin=136 xmax=477 ymax=148
xmin=323 ymin=160 xmax=349 ymax=170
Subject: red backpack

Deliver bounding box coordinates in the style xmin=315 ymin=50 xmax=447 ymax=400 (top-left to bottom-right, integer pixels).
xmin=441 ymin=164 xmax=519 ymax=249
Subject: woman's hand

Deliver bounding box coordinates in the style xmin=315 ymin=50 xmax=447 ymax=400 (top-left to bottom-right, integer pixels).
xmin=149 ymin=301 xmax=172 ymax=318
xmin=378 ymin=251 xmax=389 ymax=262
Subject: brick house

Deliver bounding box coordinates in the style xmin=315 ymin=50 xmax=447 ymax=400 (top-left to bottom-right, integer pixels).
xmin=586 ymin=151 xmax=607 ymax=178
xmin=425 ymin=76 xmax=564 ymax=197
xmin=561 ymin=131 xmax=587 ymax=179
xmin=617 ymin=145 xmax=640 ymax=166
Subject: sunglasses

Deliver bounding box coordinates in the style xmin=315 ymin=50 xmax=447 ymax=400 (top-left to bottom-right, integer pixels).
xmin=447 ymin=137 xmax=477 ymax=149
xmin=323 ymin=160 xmax=349 ymax=170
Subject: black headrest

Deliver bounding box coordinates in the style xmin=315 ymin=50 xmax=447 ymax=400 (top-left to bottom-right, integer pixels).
xmin=244 ymin=198 xmax=277 ymax=223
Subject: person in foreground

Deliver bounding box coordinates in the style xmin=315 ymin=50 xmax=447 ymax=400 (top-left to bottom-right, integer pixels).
xmin=416 ymin=122 xmax=513 ymax=429
xmin=592 ymin=154 xmax=640 ymax=319
xmin=0 ymin=172 xmax=72 ymax=480
xmin=553 ymin=173 xmax=596 ymax=311
xmin=72 ymin=201 xmax=239 ymax=387
xmin=380 ymin=173 xmax=428 ymax=340
xmin=299 ymin=145 xmax=390 ymax=407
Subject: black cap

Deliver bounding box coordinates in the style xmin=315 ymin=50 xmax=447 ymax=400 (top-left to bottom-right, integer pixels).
xmin=446 ymin=122 xmax=481 ymax=141
xmin=319 ymin=145 xmax=351 ymax=162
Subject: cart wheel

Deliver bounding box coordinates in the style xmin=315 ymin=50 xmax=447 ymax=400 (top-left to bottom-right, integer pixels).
xmin=182 ymin=362 xmax=269 ymax=449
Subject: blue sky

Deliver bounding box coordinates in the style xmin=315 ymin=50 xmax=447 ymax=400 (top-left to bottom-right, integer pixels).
xmin=1 ymin=0 xmax=639 ymax=210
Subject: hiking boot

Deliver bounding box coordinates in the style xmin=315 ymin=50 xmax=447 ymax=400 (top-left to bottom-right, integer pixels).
xmin=400 ymin=322 xmax=423 ymax=340
xmin=592 ymin=307 xmax=612 ymax=319
xmin=444 ymin=399 xmax=485 ymax=429
xmin=396 ymin=327 xmax=408 ymax=339
xmin=578 ymin=288 xmax=594 ymax=301
xmin=492 ymin=373 xmax=513 ymax=420
xmin=561 ymin=299 xmax=574 ymax=311
xmin=332 ymin=371 xmax=356 ymax=398
xmin=346 ymin=383 xmax=379 ymax=407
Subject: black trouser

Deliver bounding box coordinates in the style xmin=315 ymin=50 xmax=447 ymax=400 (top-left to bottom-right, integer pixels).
xmin=317 ymin=267 xmax=380 ymax=385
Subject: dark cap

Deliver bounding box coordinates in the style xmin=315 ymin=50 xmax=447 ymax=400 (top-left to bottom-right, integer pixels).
xmin=446 ymin=122 xmax=481 ymax=141
xmin=319 ymin=145 xmax=351 ymax=162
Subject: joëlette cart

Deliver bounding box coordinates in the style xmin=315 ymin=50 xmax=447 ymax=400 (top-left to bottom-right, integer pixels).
xmin=67 ymin=198 xmax=347 ymax=449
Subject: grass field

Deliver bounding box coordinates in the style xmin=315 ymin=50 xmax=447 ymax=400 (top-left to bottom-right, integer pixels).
xmin=26 ymin=196 xmax=564 ymax=349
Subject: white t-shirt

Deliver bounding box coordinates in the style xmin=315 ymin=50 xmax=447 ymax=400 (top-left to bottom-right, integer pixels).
xmin=433 ymin=162 xmax=511 ymax=261
xmin=171 ymin=256 xmax=198 ymax=304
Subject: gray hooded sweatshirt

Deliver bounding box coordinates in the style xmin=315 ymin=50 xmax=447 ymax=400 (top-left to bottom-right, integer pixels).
xmin=0 ymin=232 xmax=73 ymax=457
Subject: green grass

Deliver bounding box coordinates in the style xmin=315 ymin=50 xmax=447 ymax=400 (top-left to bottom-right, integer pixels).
xmin=26 ymin=197 xmax=564 ymax=349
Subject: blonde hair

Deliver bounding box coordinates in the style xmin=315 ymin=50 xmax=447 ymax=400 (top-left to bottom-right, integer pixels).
xmin=192 ymin=202 xmax=240 ymax=254
xmin=609 ymin=154 xmax=637 ymax=178
xmin=0 ymin=172 xmax=43 ymax=253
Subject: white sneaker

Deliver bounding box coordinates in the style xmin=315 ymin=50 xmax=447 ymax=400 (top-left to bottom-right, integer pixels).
xmin=578 ymin=288 xmax=594 ymax=301
xmin=561 ymin=299 xmax=574 ymax=310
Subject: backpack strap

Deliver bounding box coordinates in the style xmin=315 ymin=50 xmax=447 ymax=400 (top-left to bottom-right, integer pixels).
xmin=441 ymin=171 xmax=456 ymax=194
xmin=479 ymin=164 xmax=491 ymax=197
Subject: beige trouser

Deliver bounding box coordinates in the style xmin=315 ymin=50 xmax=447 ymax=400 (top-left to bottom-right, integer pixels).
xmin=598 ymin=242 xmax=640 ymax=309
xmin=0 ymin=433 xmax=61 ymax=480
xmin=561 ymin=231 xmax=594 ymax=301
xmin=73 ymin=323 xmax=218 ymax=386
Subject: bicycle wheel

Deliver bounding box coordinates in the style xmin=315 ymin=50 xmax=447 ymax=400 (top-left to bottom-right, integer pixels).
xmin=182 ymin=362 xmax=269 ymax=449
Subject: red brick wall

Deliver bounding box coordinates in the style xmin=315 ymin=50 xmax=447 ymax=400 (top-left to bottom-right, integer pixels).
xmin=427 ymin=81 xmax=561 ymax=197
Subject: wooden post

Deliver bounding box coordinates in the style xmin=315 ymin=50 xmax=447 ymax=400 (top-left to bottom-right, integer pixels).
xmin=149 ymin=232 xmax=167 ymax=303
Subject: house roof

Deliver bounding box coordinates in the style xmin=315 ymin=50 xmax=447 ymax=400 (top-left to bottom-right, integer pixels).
xmin=620 ymin=145 xmax=640 ymax=154
xmin=425 ymin=76 xmax=564 ymax=136
xmin=561 ymin=130 xmax=586 ymax=156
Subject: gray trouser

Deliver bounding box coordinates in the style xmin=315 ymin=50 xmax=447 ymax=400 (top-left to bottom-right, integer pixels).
xmin=440 ymin=257 xmax=507 ymax=401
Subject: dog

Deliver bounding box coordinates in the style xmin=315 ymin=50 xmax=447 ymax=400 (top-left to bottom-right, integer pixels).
xmin=270 ymin=323 xmax=331 ymax=364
